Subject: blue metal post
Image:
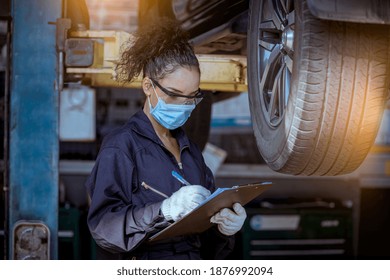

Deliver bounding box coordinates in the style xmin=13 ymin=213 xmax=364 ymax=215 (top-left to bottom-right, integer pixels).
xmin=9 ymin=0 xmax=62 ymax=259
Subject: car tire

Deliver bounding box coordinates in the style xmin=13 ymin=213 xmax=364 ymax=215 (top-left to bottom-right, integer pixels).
xmin=247 ymin=0 xmax=390 ymax=175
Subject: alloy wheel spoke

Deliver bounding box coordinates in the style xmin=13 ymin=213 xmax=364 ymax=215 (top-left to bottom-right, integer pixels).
xmin=269 ymin=0 xmax=283 ymax=30
xmin=260 ymin=44 xmax=282 ymax=95
xmin=277 ymin=0 xmax=288 ymax=16
xmin=285 ymin=0 xmax=293 ymax=13
xmin=280 ymin=64 xmax=290 ymax=117
xmin=287 ymin=10 xmax=295 ymax=26
xmin=270 ymin=65 xmax=283 ymax=122
xmin=259 ymin=20 xmax=280 ymax=51
xmin=268 ymin=87 xmax=277 ymax=121
xmin=258 ymin=0 xmax=295 ymax=126
xmin=285 ymin=55 xmax=293 ymax=73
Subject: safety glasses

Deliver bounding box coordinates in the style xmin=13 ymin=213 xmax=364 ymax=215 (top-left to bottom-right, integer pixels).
xmin=150 ymin=78 xmax=204 ymax=105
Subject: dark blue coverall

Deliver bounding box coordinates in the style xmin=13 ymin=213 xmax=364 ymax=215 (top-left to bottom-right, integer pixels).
xmin=86 ymin=110 xmax=234 ymax=259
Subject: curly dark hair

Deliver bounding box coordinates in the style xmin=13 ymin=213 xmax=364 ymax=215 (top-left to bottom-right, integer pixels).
xmin=115 ymin=18 xmax=200 ymax=83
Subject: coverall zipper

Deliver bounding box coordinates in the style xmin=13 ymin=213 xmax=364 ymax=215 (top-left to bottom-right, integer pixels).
xmin=133 ymin=129 xmax=187 ymax=178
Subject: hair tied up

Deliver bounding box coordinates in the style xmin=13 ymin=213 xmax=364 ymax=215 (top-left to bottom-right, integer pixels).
xmin=115 ymin=17 xmax=199 ymax=84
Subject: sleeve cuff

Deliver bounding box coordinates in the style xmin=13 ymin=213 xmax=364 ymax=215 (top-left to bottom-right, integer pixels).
xmin=160 ymin=199 xmax=173 ymax=221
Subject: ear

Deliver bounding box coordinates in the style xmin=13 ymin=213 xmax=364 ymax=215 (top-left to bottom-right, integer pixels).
xmin=142 ymin=77 xmax=152 ymax=96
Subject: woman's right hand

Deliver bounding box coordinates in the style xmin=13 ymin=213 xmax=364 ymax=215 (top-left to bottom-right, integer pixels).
xmin=161 ymin=185 xmax=210 ymax=221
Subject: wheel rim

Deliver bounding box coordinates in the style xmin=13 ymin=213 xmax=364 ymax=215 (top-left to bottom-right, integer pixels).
xmin=257 ymin=0 xmax=295 ymax=127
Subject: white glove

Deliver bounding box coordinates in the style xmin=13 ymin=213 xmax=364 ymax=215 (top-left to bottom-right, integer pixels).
xmin=210 ymin=203 xmax=247 ymax=236
xmin=161 ymin=185 xmax=211 ymax=221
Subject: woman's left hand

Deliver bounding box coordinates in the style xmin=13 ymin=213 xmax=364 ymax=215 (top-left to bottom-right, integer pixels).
xmin=210 ymin=203 xmax=247 ymax=236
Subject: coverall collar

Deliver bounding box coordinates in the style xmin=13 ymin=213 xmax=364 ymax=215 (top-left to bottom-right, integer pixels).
xmin=129 ymin=110 xmax=191 ymax=151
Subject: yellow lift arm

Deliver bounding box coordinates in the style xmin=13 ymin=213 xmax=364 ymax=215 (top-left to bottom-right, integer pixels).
xmin=66 ymin=30 xmax=248 ymax=92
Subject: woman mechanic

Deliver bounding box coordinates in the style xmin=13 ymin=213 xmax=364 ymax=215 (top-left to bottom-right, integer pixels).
xmin=86 ymin=19 xmax=247 ymax=260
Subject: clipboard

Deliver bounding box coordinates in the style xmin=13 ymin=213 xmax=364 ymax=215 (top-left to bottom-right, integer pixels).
xmin=148 ymin=181 xmax=272 ymax=243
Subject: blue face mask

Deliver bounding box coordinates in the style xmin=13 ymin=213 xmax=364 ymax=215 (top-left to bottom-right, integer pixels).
xmin=148 ymin=85 xmax=196 ymax=130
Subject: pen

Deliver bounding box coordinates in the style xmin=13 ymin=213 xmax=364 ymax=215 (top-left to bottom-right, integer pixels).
xmin=171 ymin=170 xmax=191 ymax=186
xmin=141 ymin=181 xmax=169 ymax=198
